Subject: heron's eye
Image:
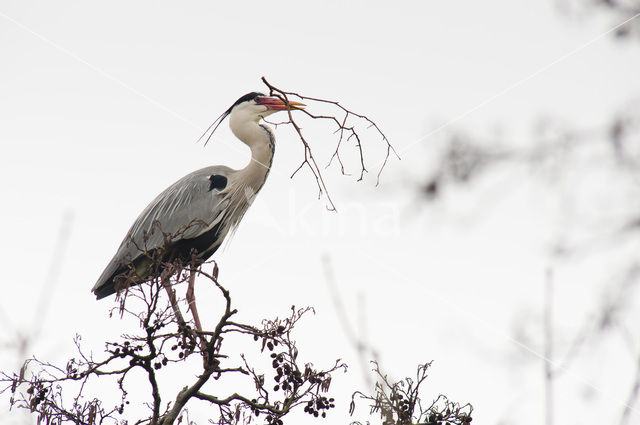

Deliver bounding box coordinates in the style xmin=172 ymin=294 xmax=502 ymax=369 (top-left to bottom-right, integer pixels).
xmin=254 ymin=97 xmax=263 ymax=104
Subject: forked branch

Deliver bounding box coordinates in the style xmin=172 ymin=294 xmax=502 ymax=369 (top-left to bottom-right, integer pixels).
xmin=350 ymin=361 xmax=473 ymax=425
xmin=261 ymin=77 xmax=399 ymax=211
xmin=1 ymin=260 xmax=346 ymax=425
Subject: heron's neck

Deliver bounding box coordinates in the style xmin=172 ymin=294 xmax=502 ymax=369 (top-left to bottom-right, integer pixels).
xmin=231 ymin=120 xmax=275 ymax=192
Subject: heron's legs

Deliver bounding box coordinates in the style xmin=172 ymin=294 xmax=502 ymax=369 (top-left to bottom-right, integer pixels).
xmin=186 ymin=268 xmax=203 ymax=333
xmin=186 ymin=266 xmax=213 ymax=366
xmin=183 ymin=261 xmax=219 ymax=333
xmin=160 ymin=266 xmax=196 ymax=348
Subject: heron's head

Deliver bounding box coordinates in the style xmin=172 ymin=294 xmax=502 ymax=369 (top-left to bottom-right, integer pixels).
xmin=228 ymin=92 xmax=305 ymax=123
xmin=202 ymin=92 xmax=305 ymax=147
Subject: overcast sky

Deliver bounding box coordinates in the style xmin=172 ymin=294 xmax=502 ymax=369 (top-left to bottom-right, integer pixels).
xmin=1 ymin=1 xmax=639 ymax=424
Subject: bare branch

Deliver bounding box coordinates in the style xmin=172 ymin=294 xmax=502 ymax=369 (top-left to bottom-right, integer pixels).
xmin=350 ymin=361 xmax=473 ymax=425
xmin=261 ymin=77 xmax=399 ymax=211
xmin=2 ymin=253 xmax=346 ymax=425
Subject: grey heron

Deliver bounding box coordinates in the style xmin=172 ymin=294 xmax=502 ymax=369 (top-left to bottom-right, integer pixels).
xmin=92 ymin=92 xmax=304 ymax=310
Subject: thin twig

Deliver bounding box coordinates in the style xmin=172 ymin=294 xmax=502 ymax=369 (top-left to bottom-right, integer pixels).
xmin=261 ymin=77 xmax=399 ymax=210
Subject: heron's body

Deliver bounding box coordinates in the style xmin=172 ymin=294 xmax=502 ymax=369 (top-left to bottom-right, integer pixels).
xmin=92 ymin=92 xmax=298 ymax=299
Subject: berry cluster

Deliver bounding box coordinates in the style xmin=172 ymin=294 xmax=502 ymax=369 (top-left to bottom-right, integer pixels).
xmin=303 ymin=396 xmax=335 ymax=418
xmin=145 ymin=317 xmax=168 ymax=334
xmin=390 ymin=392 xmax=413 ymax=422
xmin=153 ymin=356 xmax=169 ymax=370
xmin=265 ymin=414 xmax=283 ymax=425
xmin=111 ymin=341 xmax=143 ymax=358
xmin=106 ymin=341 xmax=147 ymax=367
xmin=170 ymin=338 xmax=196 ymax=360
xmin=107 ymin=337 xmax=176 ymax=372
xmin=116 ymin=400 xmax=131 ymax=415
xmin=270 ymin=353 xmax=302 ymax=393
xmin=425 ymin=410 xmax=473 ymax=424
xmin=24 ymin=382 xmax=48 ymax=411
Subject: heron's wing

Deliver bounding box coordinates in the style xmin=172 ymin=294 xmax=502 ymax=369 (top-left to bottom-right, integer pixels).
xmin=92 ymin=165 xmax=232 ymax=294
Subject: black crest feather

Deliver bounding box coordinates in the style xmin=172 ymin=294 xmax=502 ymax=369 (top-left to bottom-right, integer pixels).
xmin=197 ymin=92 xmax=266 ymax=147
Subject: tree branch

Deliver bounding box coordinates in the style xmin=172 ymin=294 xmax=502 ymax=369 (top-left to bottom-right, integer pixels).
xmin=261 ymin=77 xmax=399 ymax=211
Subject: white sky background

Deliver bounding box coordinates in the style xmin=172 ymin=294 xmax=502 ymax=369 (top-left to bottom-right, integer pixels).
xmin=1 ymin=1 xmax=639 ymax=424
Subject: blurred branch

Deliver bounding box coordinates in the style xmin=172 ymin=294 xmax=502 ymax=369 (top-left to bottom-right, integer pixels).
xmin=556 ymin=263 xmax=640 ymax=373
xmin=544 ymin=269 xmax=555 ymax=425
xmin=418 ymin=103 xmax=640 ymax=424
xmin=556 ymin=0 xmax=640 ymax=39
xmin=321 ymin=254 xmax=378 ymax=389
xmin=619 ymin=350 xmax=640 ymax=425
xmin=33 ymin=210 xmax=74 ymax=338
xmin=0 ymin=211 xmax=74 ymax=424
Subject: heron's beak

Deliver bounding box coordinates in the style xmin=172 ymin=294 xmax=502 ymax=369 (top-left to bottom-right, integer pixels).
xmin=259 ymin=97 xmax=306 ymax=111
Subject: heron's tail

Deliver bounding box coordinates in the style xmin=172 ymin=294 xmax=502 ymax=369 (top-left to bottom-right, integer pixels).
xmin=93 ymin=282 xmax=117 ymax=300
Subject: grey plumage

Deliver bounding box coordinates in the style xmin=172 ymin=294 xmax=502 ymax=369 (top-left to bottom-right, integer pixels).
xmin=92 ymin=166 xmax=231 ymax=299
xmin=92 ymin=92 xmax=302 ymax=300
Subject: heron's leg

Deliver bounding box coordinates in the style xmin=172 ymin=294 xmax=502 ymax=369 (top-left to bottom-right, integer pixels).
xmin=186 ymin=266 xmax=211 ymax=366
xmin=186 ymin=268 xmax=203 ymax=333
xmin=160 ymin=266 xmax=196 ymax=348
